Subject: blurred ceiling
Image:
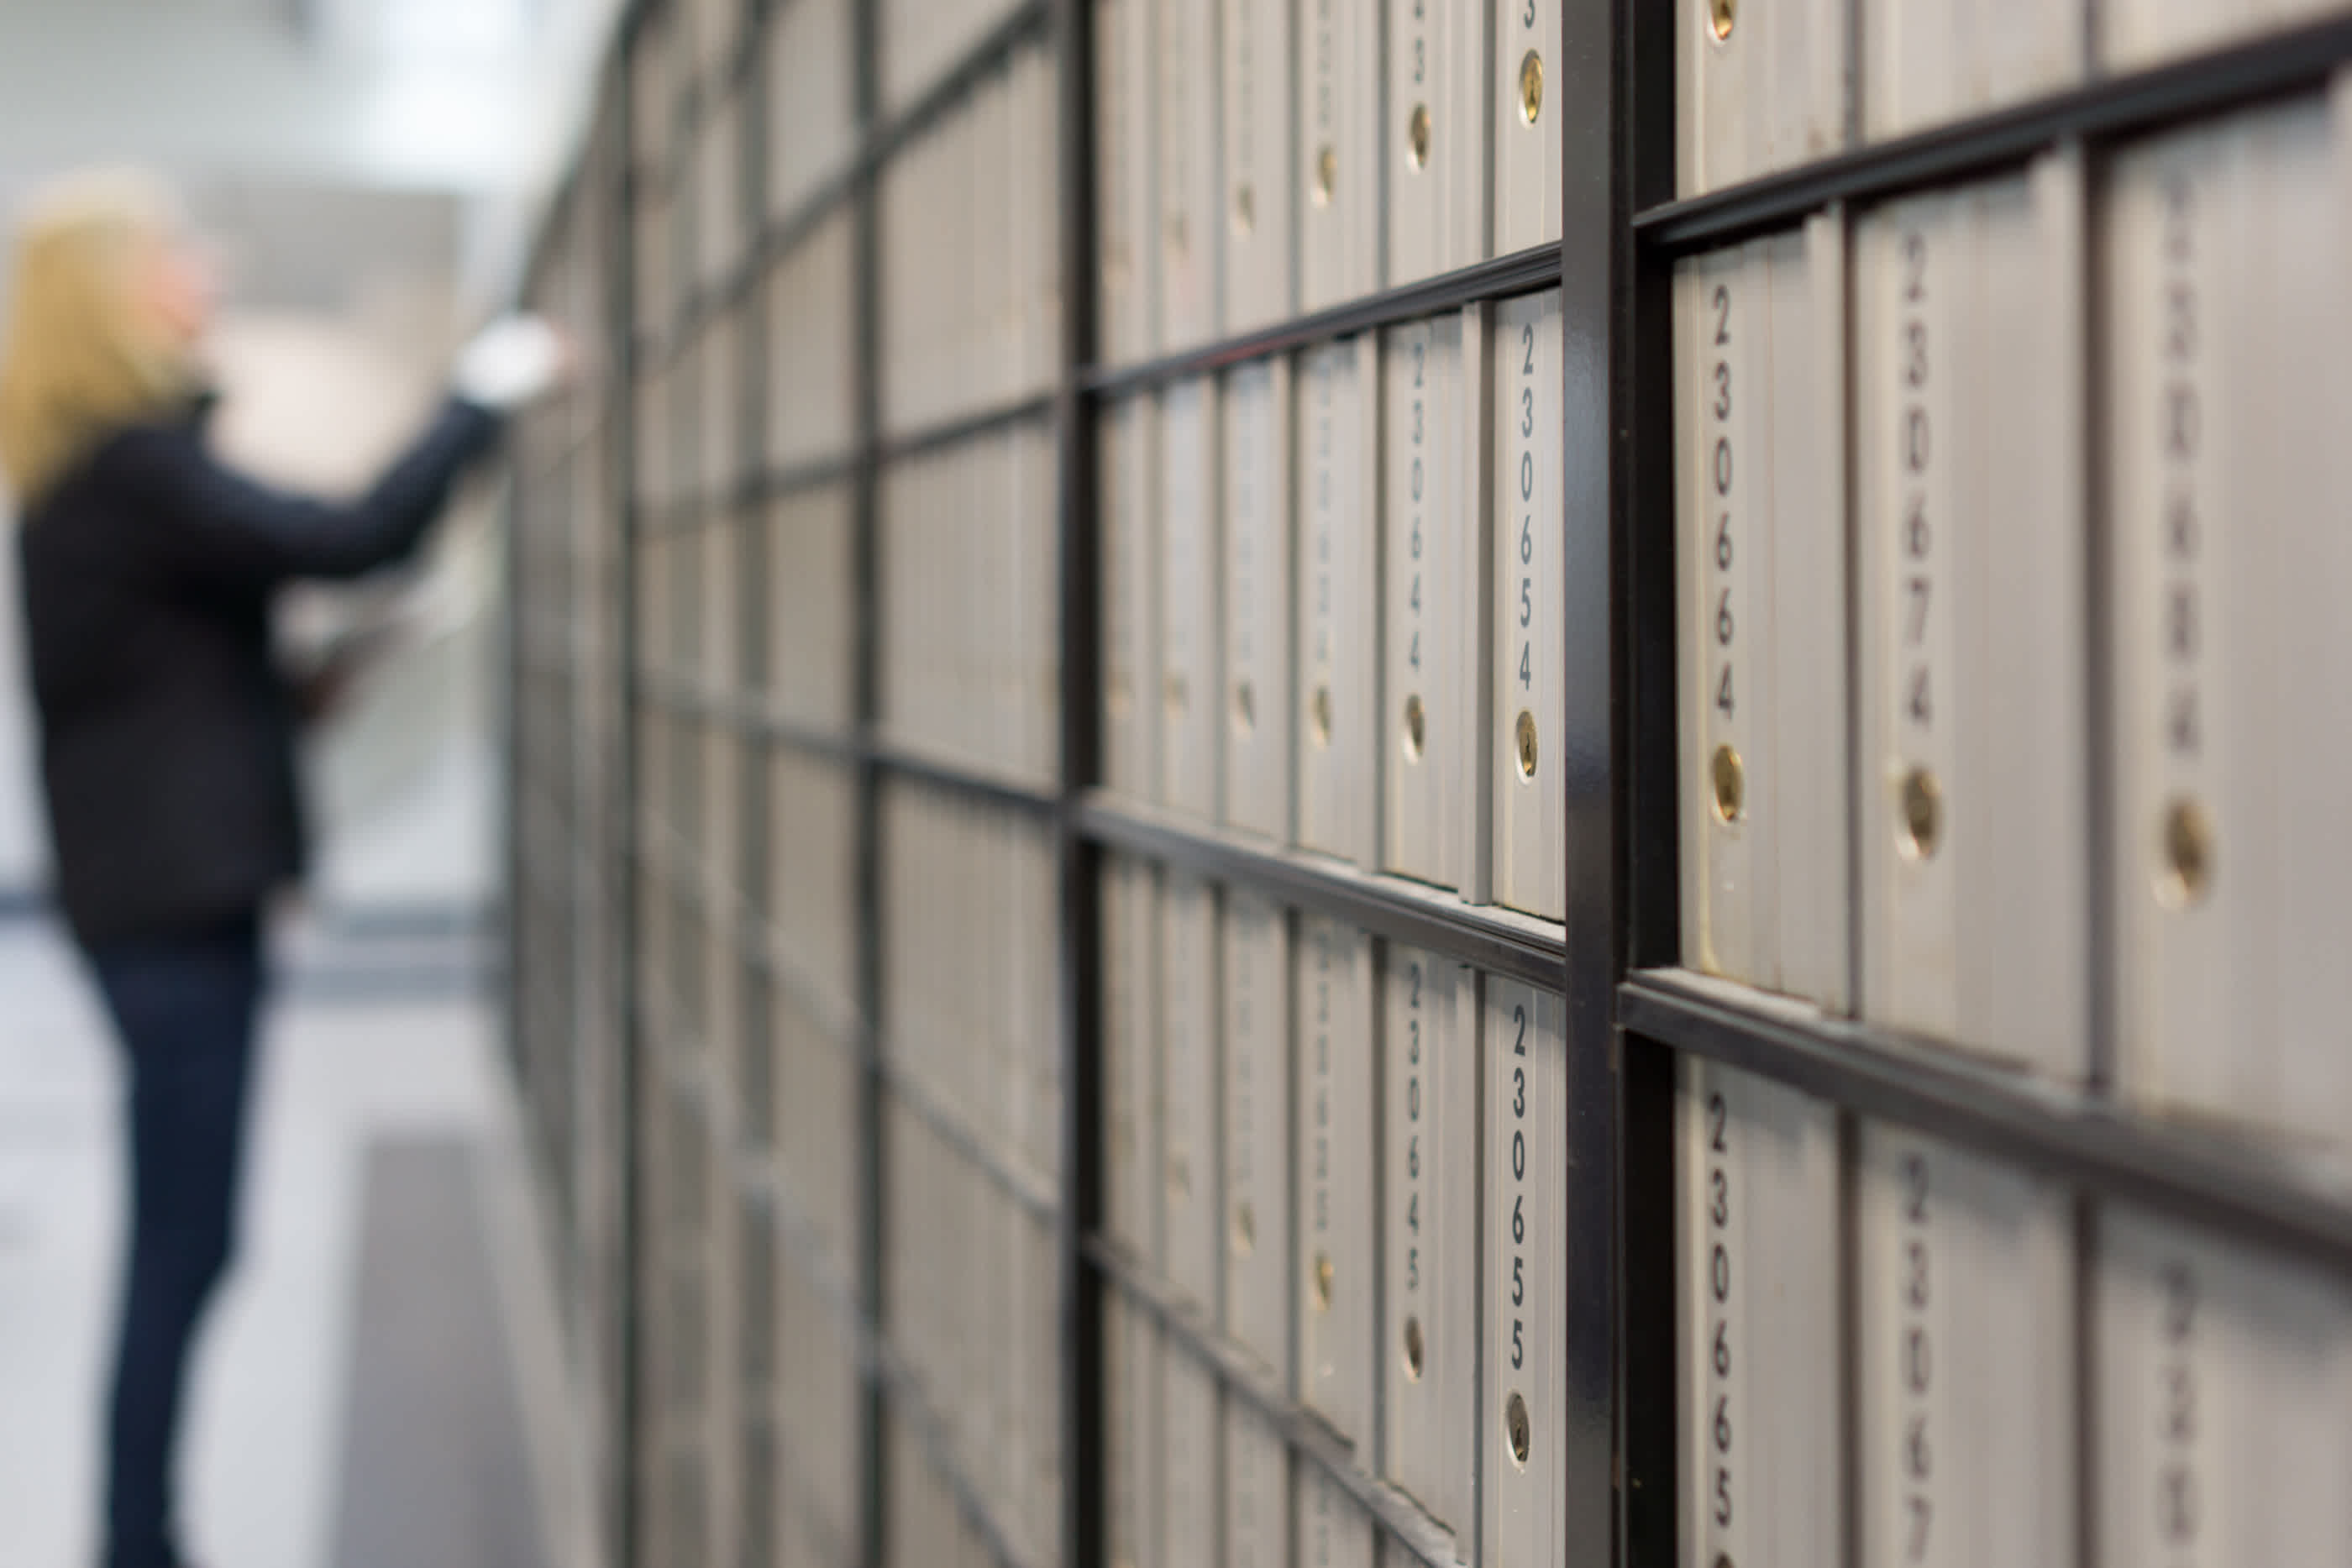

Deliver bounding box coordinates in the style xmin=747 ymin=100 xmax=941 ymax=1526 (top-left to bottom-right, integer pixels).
xmin=0 ymin=0 xmax=620 ymax=192
xmin=0 ymin=0 xmax=626 ymax=316
xmin=184 ymin=176 xmax=465 ymax=317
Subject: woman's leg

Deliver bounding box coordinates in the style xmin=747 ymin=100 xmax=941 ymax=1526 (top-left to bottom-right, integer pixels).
xmin=87 ymin=916 xmax=265 ymax=1568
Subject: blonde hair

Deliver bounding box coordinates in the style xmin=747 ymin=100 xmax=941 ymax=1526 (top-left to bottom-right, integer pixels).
xmin=0 ymin=168 xmax=199 ymax=503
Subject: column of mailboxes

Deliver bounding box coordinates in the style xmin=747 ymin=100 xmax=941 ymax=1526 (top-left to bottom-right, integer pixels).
xmin=1091 ymin=0 xmax=1589 ymax=1562
xmin=622 ymin=18 xmax=704 ymax=1565
xmin=869 ymin=30 xmax=1074 ymax=1568
xmin=712 ymin=0 xmax=880 ymax=1564
xmin=512 ymin=209 xmax=581 ymax=1211
xmin=1673 ymin=6 xmax=2352 ymax=1568
xmin=762 ymin=216 xmax=869 ymax=1568
xmin=517 ymin=123 xmax=638 ymax=1518
xmin=631 ymin=5 xmax=755 ymax=1564
xmin=570 ymin=140 xmax=635 ymax=1527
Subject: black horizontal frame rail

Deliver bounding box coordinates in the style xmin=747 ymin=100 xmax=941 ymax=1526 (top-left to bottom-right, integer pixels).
xmin=637 ymin=831 xmax=1061 ymax=1237
xmin=646 ymin=0 xmax=1053 ymax=368
xmin=1636 ymin=13 xmax=2352 ymax=255
xmin=874 ymin=1049 xmax=1064 ymax=1222
xmin=1079 ymin=241 xmax=1564 ymax=396
xmin=875 ymin=391 xmax=1058 ymax=463
xmin=630 ymin=671 xmax=1062 ymax=812
xmin=745 ymin=934 xmax=868 ymax=1055
xmin=736 ymin=1417 xmax=863 ymax=1568
xmin=864 ymin=0 xmax=1055 ymax=170
xmin=635 ymin=464 xmax=843 ymax=536
xmin=749 ymin=450 xmax=863 ymax=502
xmin=638 ymin=385 xmax=1054 ymax=532
xmin=869 ymin=741 xmax=1061 ymax=815
xmin=750 ymin=161 xmax=864 ymax=277
xmin=643 ymin=959 xmax=1056 ymax=1568
xmin=868 ymin=1336 xmax=1051 ymax=1568
xmin=648 ymin=1003 xmax=1051 ymax=1568
xmin=633 ymin=822 xmax=869 ymax=1044
xmin=1084 ymin=1236 xmax=1463 ymax=1568
xmin=648 ymin=1015 xmax=870 ymax=1347
xmin=655 ymin=4 xmax=764 ymax=163
xmin=744 ymin=706 xmax=865 ymax=768
xmin=1621 ymin=968 xmax=2352 ymax=1273
xmin=1076 ymin=792 xmax=1568 ymax=991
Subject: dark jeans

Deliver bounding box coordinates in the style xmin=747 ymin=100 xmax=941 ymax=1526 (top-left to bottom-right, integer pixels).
xmin=85 ymin=914 xmax=265 ymax=1568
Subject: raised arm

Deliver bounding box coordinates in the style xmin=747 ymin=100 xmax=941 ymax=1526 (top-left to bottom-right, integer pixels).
xmin=119 ymin=313 xmax=566 ymax=594
xmin=117 ymin=397 xmax=501 ymax=593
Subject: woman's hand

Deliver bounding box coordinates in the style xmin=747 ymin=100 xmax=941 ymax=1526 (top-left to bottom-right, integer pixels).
xmin=453 ymin=313 xmax=573 ymax=411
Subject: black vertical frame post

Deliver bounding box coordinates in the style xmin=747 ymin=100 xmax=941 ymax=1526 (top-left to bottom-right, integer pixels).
xmin=1051 ymin=0 xmax=1105 ymax=1564
xmin=1610 ymin=0 xmax=1680 ymax=1560
xmin=612 ymin=9 xmax=650 ymax=1566
xmin=736 ymin=2 xmax=774 ymax=1170
xmin=1557 ymin=0 xmax=1624 ymax=1565
xmin=848 ymin=1 xmax=891 ymax=1563
xmin=502 ymin=213 xmax=534 ymax=1178
xmin=734 ymin=5 xmax=778 ymax=1561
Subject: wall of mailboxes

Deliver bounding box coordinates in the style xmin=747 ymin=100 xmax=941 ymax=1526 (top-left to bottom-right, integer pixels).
xmin=505 ymin=1 xmax=2352 ymax=1567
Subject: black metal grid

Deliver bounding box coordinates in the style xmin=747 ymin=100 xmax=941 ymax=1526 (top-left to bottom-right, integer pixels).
xmin=1616 ymin=15 xmax=2352 ymax=1269
xmin=1610 ymin=13 xmax=2352 ymax=1568
xmin=1635 ymin=13 xmax=2352 ymax=254
xmin=505 ymin=6 xmax=2352 ymax=1568
xmin=520 ymin=0 xmax=1620 ymax=1561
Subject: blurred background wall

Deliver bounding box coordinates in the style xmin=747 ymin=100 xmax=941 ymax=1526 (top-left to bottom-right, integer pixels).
xmin=0 ymin=0 xmax=626 ymax=918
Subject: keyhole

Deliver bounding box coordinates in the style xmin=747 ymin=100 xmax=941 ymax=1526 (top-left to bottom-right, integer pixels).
xmin=1898 ymin=767 xmax=1941 ymax=861
xmin=2158 ymin=796 xmax=2214 ymax=909
xmin=1710 ymin=743 xmax=1745 ymax=823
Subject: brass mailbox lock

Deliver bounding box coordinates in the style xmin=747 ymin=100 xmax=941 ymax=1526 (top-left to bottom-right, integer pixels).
xmin=1711 ymin=743 xmax=1745 ymax=823
xmin=1898 ymin=766 xmax=1942 ymax=861
xmin=2159 ymin=796 xmax=2214 ymax=909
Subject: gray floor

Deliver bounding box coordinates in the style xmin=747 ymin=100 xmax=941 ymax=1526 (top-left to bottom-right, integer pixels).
xmin=330 ymin=1136 xmax=543 ymax=1568
xmin=0 ymin=916 xmax=578 ymax=1568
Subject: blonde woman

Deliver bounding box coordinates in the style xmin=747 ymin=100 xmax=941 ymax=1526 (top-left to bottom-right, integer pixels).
xmin=0 ymin=170 xmax=564 ymax=1568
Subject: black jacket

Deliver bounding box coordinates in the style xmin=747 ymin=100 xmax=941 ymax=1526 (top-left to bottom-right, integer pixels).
xmin=16 ymin=396 xmax=501 ymax=944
